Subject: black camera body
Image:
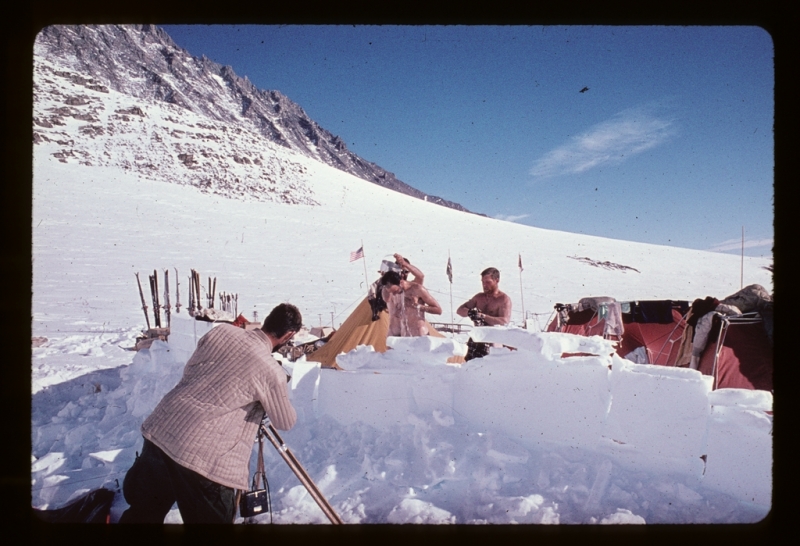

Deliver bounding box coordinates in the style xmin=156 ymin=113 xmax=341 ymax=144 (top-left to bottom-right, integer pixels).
xmin=467 ymin=307 xmax=485 ymax=326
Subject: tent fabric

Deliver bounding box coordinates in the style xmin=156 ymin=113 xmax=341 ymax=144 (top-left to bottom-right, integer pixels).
xmin=547 ymin=298 xmax=772 ymax=391
xmin=627 ymin=300 xmax=685 ymax=324
xmin=306 ymin=298 xmax=446 ymax=368
xmin=617 ymin=309 xmax=687 ymax=366
xmin=697 ymin=318 xmax=773 ymax=391
xmin=549 ymin=307 xmax=687 ymax=366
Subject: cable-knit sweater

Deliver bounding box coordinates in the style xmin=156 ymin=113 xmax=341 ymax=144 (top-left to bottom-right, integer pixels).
xmin=141 ymin=324 xmax=296 ymax=489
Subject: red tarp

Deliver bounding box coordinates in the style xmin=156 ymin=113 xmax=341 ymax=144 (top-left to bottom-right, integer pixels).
xmin=547 ymin=304 xmax=772 ymax=391
xmin=547 ymin=308 xmax=685 ymax=366
xmin=697 ymin=319 xmax=773 ymax=391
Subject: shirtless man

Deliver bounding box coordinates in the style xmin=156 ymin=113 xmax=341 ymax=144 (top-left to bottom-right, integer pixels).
xmin=456 ymin=267 xmax=511 ymax=360
xmin=381 ymin=270 xmax=442 ymax=337
xmin=456 ymin=267 xmax=512 ymax=326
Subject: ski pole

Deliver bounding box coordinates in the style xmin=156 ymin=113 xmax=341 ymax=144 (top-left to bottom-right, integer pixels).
xmin=260 ymin=422 xmax=343 ymax=524
xmin=135 ymin=273 xmax=151 ymax=330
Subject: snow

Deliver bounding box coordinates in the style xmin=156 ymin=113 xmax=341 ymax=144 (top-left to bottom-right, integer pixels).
xmin=31 ymin=49 xmax=774 ymax=526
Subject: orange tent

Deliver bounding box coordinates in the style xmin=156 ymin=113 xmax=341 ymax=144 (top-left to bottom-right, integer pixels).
xmin=306 ymin=297 xmax=460 ymax=368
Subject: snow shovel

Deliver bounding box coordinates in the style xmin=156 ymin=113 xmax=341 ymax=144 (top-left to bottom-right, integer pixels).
xmin=260 ymin=420 xmax=343 ymax=525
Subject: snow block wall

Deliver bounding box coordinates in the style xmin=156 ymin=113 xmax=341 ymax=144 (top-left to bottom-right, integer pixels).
xmin=162 ymin=321 xmax=771 ymax=508
xmin=317 ymin=368 xmax=417 ymax=429
xmin=303 ymin=328 xmax=771 ymax=508
xmin=168 ymin=313 xmax=217 ymax=363
xmin=702 ymin=389 xmax=773 ymax=506
xmin=598 ymin=356 xmax=712 ymax=477
xmin=453 ymin=354 xmax=611 ymax=452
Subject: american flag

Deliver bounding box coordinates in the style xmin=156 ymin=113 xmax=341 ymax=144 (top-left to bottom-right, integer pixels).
xmin=446 ymin=257 xmax=453 ymax=283
xmin=349 ymin=246 xmax=364 ymax=262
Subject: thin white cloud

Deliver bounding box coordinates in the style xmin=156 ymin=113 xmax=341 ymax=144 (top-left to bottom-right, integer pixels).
xmin=530 ymin=106 xmax=676 ymax=178
xmin=708 ymin=238 xmax=773 ymax=252
xmin=494 ymin=213 xmax=529 ymax=223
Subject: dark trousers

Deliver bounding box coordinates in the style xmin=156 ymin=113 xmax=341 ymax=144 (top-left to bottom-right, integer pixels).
xmin=119 ymin=438 xmax=237 ymax=524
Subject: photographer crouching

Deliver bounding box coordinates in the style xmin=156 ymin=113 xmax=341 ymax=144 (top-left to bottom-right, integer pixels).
xmin=119 ymin=303 xmax=302 ymax=523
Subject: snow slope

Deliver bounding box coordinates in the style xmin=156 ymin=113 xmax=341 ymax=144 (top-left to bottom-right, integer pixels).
xmin=31 ymin=47 xmax=773 ymax=525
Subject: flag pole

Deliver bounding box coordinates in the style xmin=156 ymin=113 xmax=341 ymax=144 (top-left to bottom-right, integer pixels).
xmin=361 ymin=239 xmax=369 ymax=290
xmin=519 ymin=253 xmax=526 ymax=328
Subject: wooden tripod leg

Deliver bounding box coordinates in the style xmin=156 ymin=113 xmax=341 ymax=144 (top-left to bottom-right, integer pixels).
xmin=261 ymin=424 xmax=343 ymax=524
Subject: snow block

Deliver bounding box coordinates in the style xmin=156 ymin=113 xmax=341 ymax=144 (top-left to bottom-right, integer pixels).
xmin=336 ymin=344 xmax=379 ymax=370
xmin=315 ymin=367 xmax=417 ymax=429
xmin=707 ymin=388 xmax=772 ymax=411
xmin=703 ymin=399 xmax=772 ymax=507
xmin=386 ymin=335 xmax=466 ymax=357
xmin=121 ymin=340 xmax=183 ymax=419
xmin=470 ymin=328 xmax=616 ymax=360
xmin=452 ymin=351 xmax=611 ymax=452
xmin=407 ymin=366 xmax=457 ymax=422
xmin=167 ymin=313 xmax=218 ymax=363
xmin=288 ymin=359 xmax=321 ymax=422
xmin=601 ymin=354 xmax=710 ymax=474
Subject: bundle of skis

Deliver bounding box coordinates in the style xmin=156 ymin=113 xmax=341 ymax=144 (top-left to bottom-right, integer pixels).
xmin=186 ymin=270 xmax=236 ymax=316
xmin=135 ymin=269 xmax=174 ymax=331
xmin=134 ymin=268 xmax=175 ymax=349
xmin=135 ymin=268 xmax=239 ymax=339
xmin=218 ymin=291 xmax=239 ymax=316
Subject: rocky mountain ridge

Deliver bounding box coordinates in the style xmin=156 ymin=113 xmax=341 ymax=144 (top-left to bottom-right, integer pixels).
xmin=33 ymin=24 xmax=473 ymax=212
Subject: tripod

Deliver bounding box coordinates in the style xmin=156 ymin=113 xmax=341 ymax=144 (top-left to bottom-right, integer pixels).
xmin=260 ymin=420 xmax=343 ymax=525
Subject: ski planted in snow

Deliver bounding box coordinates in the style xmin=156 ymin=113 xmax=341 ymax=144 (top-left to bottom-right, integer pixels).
xmin=174 ymin=267 xmax=181 ymax=314
xmin=150 ymin=270 xmax=161 ymax=328
xmin=135 ymin=272 xmax=151 ymax=330
xmin=193 ymin=269 xmax=202 ymax=314
xmin=163 ymin=268 xmax=171 ymax=329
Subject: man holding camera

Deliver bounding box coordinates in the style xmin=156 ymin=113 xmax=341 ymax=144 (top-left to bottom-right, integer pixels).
xmin=457 ymin=267 xmax=512 ymax=326
xmin=456 ymin=268 xmax=512 ymax=360
xmin=119 ymin=303 xmax=302 ymax=524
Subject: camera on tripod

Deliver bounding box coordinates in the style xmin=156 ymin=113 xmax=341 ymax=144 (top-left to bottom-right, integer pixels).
xmin=467 ymin=307 xmax=485 ymax=326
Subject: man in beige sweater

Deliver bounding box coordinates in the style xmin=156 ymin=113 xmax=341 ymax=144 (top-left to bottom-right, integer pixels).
xmin=119 ymin=303 xmax=302 ymax=523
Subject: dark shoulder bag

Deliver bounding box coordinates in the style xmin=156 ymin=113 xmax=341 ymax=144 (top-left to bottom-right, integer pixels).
xmin=239 ymin=428 xmax=272 ymax=520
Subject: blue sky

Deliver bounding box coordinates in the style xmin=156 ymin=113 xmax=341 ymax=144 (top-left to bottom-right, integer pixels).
xmin=162 ymin=25 xmax=774 ymax=258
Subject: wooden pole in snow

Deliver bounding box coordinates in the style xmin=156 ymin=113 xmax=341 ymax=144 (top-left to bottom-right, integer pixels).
xmin=741 ymin=226 xmax=744 ymax=289
xmin=361 ymin=239 xmax=369 ymax=290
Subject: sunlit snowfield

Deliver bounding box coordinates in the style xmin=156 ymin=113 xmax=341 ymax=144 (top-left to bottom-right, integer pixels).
xmin=32 ymin=56 xmax=773 ymax=524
